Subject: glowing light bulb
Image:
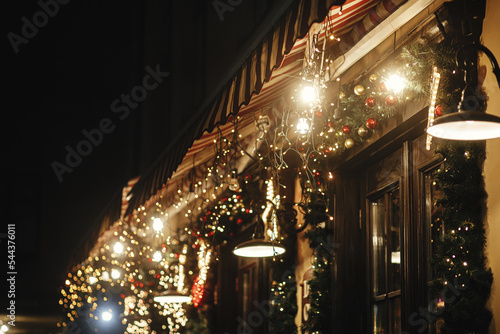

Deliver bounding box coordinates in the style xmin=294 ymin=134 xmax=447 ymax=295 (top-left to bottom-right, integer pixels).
xmin=1 ymin=325 xmax=8 ymax=332
xmin=102 ymin=311 xmax=112 ymax=321
xmin=89 ymin=276 xmax=98 ymax=285
xmin=153 ymin=251 xmax=162 ymax=262
xmin=297 ymin=118 xmax=309 ymax=134
xmin=385 ymin=74 xmax=406 ymax=93
xmin=111 ymin=269 xmax=120 ymax=279
xmin=153 ymin=218 xmax=164 ymax=232
xmin=101 ymin=271 xmax=109 ymax=281
xmin=301 ymin=85 xmax=317 ymax=103
xmin=113 ymin=242 xmax=124 ymax=254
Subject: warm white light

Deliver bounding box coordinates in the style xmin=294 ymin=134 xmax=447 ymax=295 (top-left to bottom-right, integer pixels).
xmin=427 ymin=118 xmax=500 ymax=140
xmin=1 ymin=325 xmax=8 ymax=332
xmin=153 ymin=218 xmax=164 ymax=232
xmin=297 ymin=118 xmax=309 ymax=134
xmin=391 ymin=251 xmax=401 ymax=264
xmin=233 ymin=239 xmax=286 ymax=258
xmin=154 ymin=294 xmax=192 ymax=304
xmin=153 ymin=251 xmax=162 ymax=262
xmin=113 ymin=242 xmax=124 ymax=254
xmin=101 ymin=271 xmax=109 ymax=281
xmin=386 ymin=74 xmax=406 ymax=93
xmin=301 ymin=85 xmax=317 ymax=103
xmin=111 ymin=269 xmax=120 ymax=279
xmin=101 ymin=311 xmax=112 ymax=321
xmin=89 ymin=276 xmax=98 ymax=285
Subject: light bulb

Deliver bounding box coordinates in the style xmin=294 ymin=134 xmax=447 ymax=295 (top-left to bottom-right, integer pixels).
xmin=153 ymin=251 xmax=162 ymax=262
xmin=111 ymin=269 xmax=120 ymax=279
xmin=385 ymin=74 xmax=406 ymax=93
xmin=101 ymin=271 xmax=109 ymax=281
xmin=101 ymin=311 xmax=112 ymax=321
xmin=89 ymin=276 xmax=98 ymax=285
xmin=113 ymin=242 xmax=124 ymax=254
xmin=297 ymin=118 xmax=309 ymax=134
xmin=153 ymin=218 xmax=164 ymax=232
xmin=301 ymin=85 xmax=317 ymax=103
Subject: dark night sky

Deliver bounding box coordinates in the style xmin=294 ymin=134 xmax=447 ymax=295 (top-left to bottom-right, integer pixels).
xmin=3 ymin=0 xmax=279 ymax=327
xmin=4 ymin=0 xmax=148 ymax=319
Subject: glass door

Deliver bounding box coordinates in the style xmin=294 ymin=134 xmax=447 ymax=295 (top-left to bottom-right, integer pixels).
xmin=369 ymin=184 xmax=402 ymax=334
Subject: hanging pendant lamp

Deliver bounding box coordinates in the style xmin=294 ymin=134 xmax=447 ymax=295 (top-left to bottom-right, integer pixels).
xmin=427 ymin=43 xmax=500 ymax=140
xmin=153 ymin=290 xmax=192 ymax=304
xmin=232 ymin=215 xmax=286 ymax=258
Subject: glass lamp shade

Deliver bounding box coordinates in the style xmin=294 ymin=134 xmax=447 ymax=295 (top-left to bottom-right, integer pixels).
xmin=427 ymin=111 xmax=500 ymax=140
xmin=232 ymin=238 xmax=286 ymax=258
xmin=153 ymin=291 xmax=192 ymax=304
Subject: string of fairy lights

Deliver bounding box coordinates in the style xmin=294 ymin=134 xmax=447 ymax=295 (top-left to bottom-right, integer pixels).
xmin=58 ymin=11 xmax=436 ymax=333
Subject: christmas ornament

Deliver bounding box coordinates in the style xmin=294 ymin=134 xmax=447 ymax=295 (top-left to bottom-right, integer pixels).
xmin=358 ymin=127 xmax=369 ymax=137
xmin=369 ymin=73 xmax=378 ymax=83
xmin=342 ymin=125 xmax=351 ymax=134
xmin=365 ymin=97 xmax=376 ymax=108
xmin=435 ymin=104 xmax=443 ymax=116
xmin=339 ymin=91 xmax=345 ymax=100
xmin=366 ymin=118 xmax=378 ymax=129
xmin=344 ymin=139 xmax=354 ymax=148
xmin=385 ymin=95 xmax=396 ymax=106
xmin=378 ymin=82 xmax=388 ymax=92
xmin=354 ymin=84 xmax=365 ymax=95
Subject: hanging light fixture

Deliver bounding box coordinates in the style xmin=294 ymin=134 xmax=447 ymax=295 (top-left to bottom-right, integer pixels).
xmin=427 ymin=1 xmax=500 ymax=140
xmin=153 ymin=290 xmax=192 ymax=304
xmin=233 ymin=200 xmax=308 ymax=258
xmin=232 ymin=214 xmax=286 ymax=258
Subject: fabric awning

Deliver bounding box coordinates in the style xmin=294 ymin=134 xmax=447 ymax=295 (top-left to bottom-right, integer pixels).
xmin=124 ymin=0 xmax=405 ymax=217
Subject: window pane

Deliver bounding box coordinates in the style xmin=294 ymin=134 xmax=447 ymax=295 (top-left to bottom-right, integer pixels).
xmin=372 ymin=303 xmax=386 ymax=334
xmin=388 ymin=189 xmax=401 ymax=292
xmin=390 ymin=297 xmax=402 ymax=333
xmin=371 ymin=197 xmax=386 ymax=296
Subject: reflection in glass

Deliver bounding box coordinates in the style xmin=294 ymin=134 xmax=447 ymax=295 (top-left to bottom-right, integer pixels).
xmin=371 ymin=198 xmax=386 ymax=297
xmin=389 ymin=189 xmax=401 ymax=292
xmin=372 ymin=303 xmax=386 ymax=334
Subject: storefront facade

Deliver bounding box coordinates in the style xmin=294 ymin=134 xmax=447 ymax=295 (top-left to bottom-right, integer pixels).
xmin=59 ymin=1 xmax=500 ymax=333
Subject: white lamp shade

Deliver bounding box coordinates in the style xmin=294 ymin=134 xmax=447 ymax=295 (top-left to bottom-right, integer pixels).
xmin=154 ymin=291 xmax=192 ymax=304
xmin=232 ymin=239 xmax=286 ymax=257
xmin=427 ymin=111 xmax=500 ymax=140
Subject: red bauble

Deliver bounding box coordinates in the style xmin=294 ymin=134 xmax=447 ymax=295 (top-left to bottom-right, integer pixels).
xmin=342 ymin=125 xmax=351 ymax=134
xmin=385 ymin=95 xmax=396 ymax=106
xmin=365 ymin=97 xmax=376 ymax=108
xmin=435 ymin=105 xmax=443 ymax=116
xmin=328 ymin=121 xmax=334 ymax=128
xmin=366 ymin=118 xmax=378 ymax=129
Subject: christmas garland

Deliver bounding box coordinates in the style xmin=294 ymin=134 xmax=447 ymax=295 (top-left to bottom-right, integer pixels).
xmin=268 ymin=231 xmax=298 ymax=334
xmin=301 ymin=192 xmax=333 ymax=334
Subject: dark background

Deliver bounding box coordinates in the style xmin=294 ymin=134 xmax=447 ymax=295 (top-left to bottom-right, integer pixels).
xmin=2 ymin=0 xmax=286 ymax=331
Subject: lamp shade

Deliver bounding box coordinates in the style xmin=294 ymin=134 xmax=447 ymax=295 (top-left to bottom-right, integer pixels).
xmin=153 ymin=290 xmax=192 ymax=304
xmin=427 ymin=111 xmax=500 ymax=140
xmin=232 ymin=239 xmax=286 ymax=258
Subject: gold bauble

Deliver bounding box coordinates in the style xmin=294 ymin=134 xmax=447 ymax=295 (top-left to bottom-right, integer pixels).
xmin=344 ymin=139 xmax=354 ymax=149
xmin=339 ymin=91 xmax=346 ymax=100
xmin=358 ymin=127 xmax=369 ymax=137
xmin=369 ymin=74 xmax=378 ymax=83
xmin=354 ymin=84 xmax=365 ymax=95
